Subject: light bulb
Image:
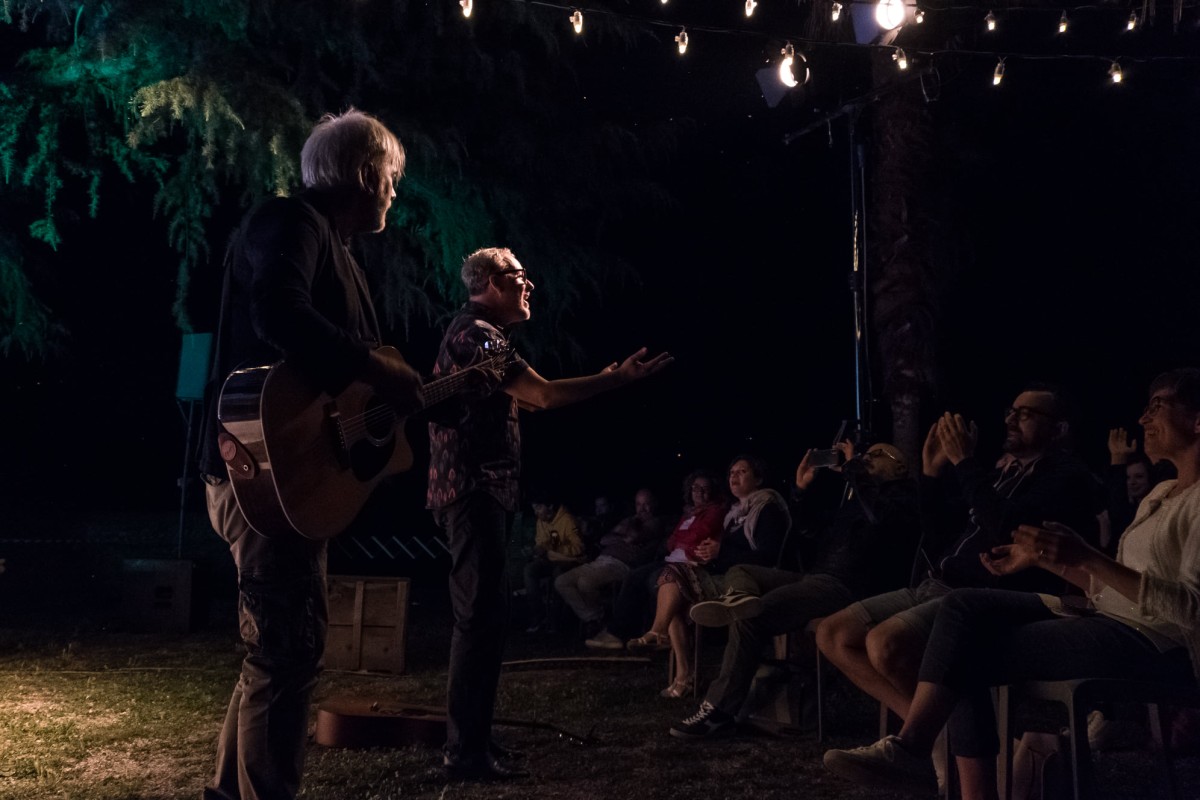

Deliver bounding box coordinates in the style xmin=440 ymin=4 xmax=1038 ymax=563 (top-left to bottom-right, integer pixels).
xmin=779 ymin=43 xmax=798 ymax=88
xmin=675 ymin=28 xmax=688 ymax=54
xmin=985 ymin=10 xmax=996 ymax=31
xmin=914 ymin=7 xmax=925 ymax=23
xmin=1058 ymin=10 xmax=1068 ymax=33
xmin=460 ymin=0 xmax=472 ymax=18
xmin=831 ymin=1 xmax=842 ymax=21
xmin=570 ymin=9 xmax=582 ymax=34
xmin=1127 ymin=11 xmax=1138 ymax=30
xmin=745 ymin=0 xmax=757 ymax=17
xmin=875 ymin=0 xmax=905 ymax=30
xmin=893 ymin=48 xmax=908 ymax=70
xmin=1109 ymin=61 xmax=1123 ymax=83
xmin=993 ymin=58 xmax=1005 ymax=86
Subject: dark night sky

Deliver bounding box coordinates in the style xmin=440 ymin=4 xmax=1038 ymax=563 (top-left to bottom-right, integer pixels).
xmin=4 ymin=8 xmax=1200 ymax=541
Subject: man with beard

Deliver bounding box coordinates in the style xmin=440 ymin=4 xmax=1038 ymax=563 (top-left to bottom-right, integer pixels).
xmin=816 ymin=385 xmax=1104 ymax=752
xmin=670 ymin=441 xmax=920 ymax=739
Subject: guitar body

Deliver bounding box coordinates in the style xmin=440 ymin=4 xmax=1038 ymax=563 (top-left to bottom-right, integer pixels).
xmin=218 ymin=346 xmax=414 ymax=540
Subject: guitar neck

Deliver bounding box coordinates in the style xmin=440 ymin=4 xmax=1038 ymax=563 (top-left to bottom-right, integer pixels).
xmin=420 ymin=365 xmax=484 ymax=408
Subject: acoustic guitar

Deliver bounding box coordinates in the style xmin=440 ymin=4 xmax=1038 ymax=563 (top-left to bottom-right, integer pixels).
xmin=217 ymin=342 xmax=514 ymax=540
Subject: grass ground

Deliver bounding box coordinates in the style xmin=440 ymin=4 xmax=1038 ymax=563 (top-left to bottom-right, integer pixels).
xmin=1 ymin=602 xmax=1197 ymax=800
xmin=0 ymin=510 xmax=1195 ymax=799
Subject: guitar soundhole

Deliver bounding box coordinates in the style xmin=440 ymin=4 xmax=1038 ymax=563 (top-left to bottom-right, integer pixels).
xmin=348 ymin=397 xmax=396 ymax=481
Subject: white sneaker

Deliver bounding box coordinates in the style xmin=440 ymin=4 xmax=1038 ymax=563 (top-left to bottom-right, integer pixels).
xmin=584 ymin=630 xmax=623 ymax=650
xmin=823 ymin=735 xmax=937 ymax=795
xmin=689 ymin=590 xmax=764 ymax=628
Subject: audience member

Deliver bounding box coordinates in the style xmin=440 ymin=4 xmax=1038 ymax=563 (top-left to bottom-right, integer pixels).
xmin=671 ymin=441 xmax=921 ymax=738
xmin=580 ymin=493 xmax=622 ymax=557
xmin=1101 ymin=427 xmax=1159 ymax=554
xmin=823 ymin=368 xmax=1200 ymax=800
xmin=522 ymin=494 xmax=585 ymax=633
xmin=555 ymin=488 xmax=668 ymax=639
xmin=584 ymin=469 xmax=725 ymax=651
xmin=816 ymin=385 xmax=1104 ymax=744
xmin=628 ymin=455 xmax=790 ymax=699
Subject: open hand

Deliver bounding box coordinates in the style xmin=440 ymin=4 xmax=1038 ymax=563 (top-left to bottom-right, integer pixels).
xmin=796 ymin=450 xmax=818 ymax=491
xmin=1107 ymin=427 xmax=1138 ymax=465
xmin=922 ymin=421 xmax=949 ymax=477
xmin=980 ymin=543 xmax=1038 ymax=577
xmin=614 ymin=347 xmax=674 ymax=382
xmin=938 ymin=412 xmax=978 ymax=465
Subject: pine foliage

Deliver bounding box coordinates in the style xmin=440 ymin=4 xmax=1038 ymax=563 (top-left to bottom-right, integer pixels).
xmin=0 ymin=0 xmax=676 ymax=364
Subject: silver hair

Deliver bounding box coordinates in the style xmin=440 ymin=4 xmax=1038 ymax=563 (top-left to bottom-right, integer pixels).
xmin=300 ymin=108 xmax=405 ymax=192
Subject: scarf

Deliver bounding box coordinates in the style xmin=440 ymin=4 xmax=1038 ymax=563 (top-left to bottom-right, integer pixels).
xmin=723 ymin=487 xmax=790 ymax=551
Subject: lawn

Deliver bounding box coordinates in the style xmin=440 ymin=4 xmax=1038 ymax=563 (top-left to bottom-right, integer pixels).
xmin=0 ymin=510 xmax=1194 ymax=799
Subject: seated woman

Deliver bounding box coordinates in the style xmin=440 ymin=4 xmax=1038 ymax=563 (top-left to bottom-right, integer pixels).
xmin=823 ymin=368 xmax=1200 ymax=800
xmin=629 ymin=454 xmax=791 ymax=698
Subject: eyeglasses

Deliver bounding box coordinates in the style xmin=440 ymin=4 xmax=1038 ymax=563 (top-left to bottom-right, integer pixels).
xmin=494 ymin=267 xmax=529 ymax=285
xmin=863 ymin=448 xmax=901 ymax=463
xmin=691 ymin=483 xmax=712 ymax=494
xmin=1142 ymin=395 xmax=1180 ymax=418
xmin=1004 ymin=406 xmax=1057 ymax=423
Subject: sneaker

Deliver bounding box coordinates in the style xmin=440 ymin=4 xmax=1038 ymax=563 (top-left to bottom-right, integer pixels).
xmin=670 ymin=701 xmax=735 ymax=739
xmin=823 ymin=735 xmax=936 ymax=795
xmin=584 ymin=630 xmax=624 ymax=650
xmin=689 ymin=590 xmax=764 ymax=628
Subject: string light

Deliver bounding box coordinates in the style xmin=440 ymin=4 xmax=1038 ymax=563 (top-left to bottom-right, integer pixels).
xmin=460 ymin=0 xmax=472 ymax=18
xmin=1058 ymin=10 xmax=1068 ymax=33
xmin=831 ymin=1 xmax=842 ymax=22
xmin=745 ymin=0 xmax=757 ymax=17
xmin=1127 ymin=11 xmax=1138 ymax=30
xmin=914 ymin=8 xmax=925 ymax=23
xmin=675 ymin=28 xmax=689 ymax=54
xmin=985 ymin=10 xmax=997 ymax=31
xmin=893 ymin=48 xmax=909 ymax=70
xmin=875 ymin=0 xmax=906 ymax=31
xmin=570 ymin=9 xmax=582 ymax=33
xmin=779 ymin=43 xmax=798 ymax=88
xmin=993 ymin=57 xmax=1005 ymax=86
xmin=1108 ymin=60 xmax=1123 ymax=83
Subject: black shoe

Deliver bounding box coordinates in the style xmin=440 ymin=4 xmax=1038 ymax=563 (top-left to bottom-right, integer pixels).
xmin=443 ymin=754 xmax=529 ymax=782
xmin=489 ymin=739 xmax=526 ymax=762
xmin=670 ymin=700 xmax=736 ymax=739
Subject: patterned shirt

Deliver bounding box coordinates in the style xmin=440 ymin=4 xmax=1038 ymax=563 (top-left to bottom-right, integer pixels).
xmin=426 ymin=302 xmax=528 ymax=511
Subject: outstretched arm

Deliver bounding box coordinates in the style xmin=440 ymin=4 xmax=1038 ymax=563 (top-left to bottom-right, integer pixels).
xmin=502 ymin=347 xmax=673 ymax=411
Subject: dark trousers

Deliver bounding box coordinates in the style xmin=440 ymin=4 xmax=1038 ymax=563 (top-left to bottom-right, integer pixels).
xmin=436 ymin=492 xmax=512 ymax=766
xmin=204 ymin=481 xmax=328 ymax=800
xmin=706 ymin=566 xmax=855 ymax=716
xmin=608 ymin=561 xmax=664 ymax=640
xmin=918 ymin=588 xmax=1193 ymax=757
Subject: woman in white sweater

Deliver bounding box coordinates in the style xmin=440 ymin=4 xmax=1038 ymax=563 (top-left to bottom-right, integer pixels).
xmin=823 ymin=367 xmax=1200 ymax=800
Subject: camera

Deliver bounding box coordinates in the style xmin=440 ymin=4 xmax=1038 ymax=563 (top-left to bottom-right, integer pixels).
xmin=808 ymin=448 xmax=845 ymax=469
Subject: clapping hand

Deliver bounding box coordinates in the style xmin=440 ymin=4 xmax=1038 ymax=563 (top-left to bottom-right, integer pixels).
xmin=693 ymin=538 xmax=720 ymax=564
xmin=1013 ymin=521 xmax=1098 ymax=571
xmin=1107 ymin=427 xmax=1138 ymax=465
xmin=938 ymin=412 xmax=978 ymax=465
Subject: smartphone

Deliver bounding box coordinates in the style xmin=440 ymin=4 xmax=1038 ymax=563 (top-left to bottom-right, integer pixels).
xmin=808 ymin=448 xmax=844 ymax=469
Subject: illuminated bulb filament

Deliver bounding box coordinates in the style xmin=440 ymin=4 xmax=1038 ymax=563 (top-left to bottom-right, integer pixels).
xmin=985 ymin=10 xmax=996 ymax=31
xmin=993 ymin=58 xmax=1005 ymax=86
xmin=893 ymin=48 xmax=908 ymax=70
xmin=745 ymin=0 xmax=757 ymax=16
xmin=1109 ymin=61 xmax=1123 ymax=83
xmin=570 ymin=9 xmax=583 ymax=33
xmin=1127 ymin=11 xmax=1138 ymax=30
xmin=1058 ymin=10 xmax=1068 ymax=33
xmin=675 ymin=28 xmax=688 ymax=54
xmin=779 ymin=43 xmax=798 ymax=88
xmin=460 ymin=0 xmax=472 ymax=18
xmin=831 ymin=1 xmax=842 ymax=21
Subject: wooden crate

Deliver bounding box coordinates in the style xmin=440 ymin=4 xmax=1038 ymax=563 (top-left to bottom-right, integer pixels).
xmin=326 ymin=575 xmax=410 ymax=673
